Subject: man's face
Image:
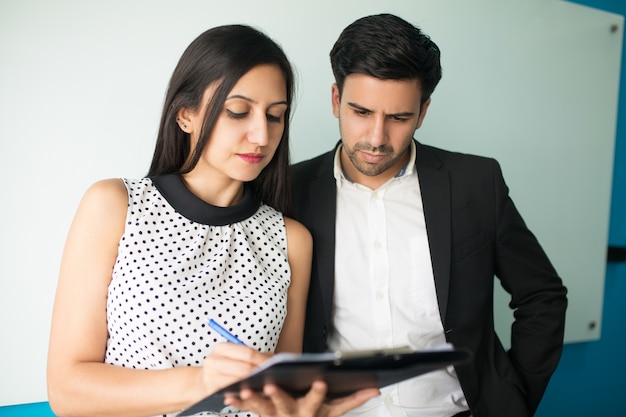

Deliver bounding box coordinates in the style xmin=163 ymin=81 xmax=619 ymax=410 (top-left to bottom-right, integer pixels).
xmin=332 ymin=73 xmax=430 ymax=189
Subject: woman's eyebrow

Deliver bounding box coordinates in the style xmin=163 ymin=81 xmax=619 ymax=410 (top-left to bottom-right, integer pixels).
xmin=226 ymin=94 xmax=288 ymax=107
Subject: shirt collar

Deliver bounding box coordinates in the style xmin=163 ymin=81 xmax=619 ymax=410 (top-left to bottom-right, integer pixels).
xmin=333 ymin=141 xmax=417 ymax=187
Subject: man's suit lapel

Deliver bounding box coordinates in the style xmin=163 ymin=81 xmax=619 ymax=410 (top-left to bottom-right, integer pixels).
xmin=416 ymin=142 xmax=452 ymax=324
xmin=308 ymin=152 xmax=338 ymax=325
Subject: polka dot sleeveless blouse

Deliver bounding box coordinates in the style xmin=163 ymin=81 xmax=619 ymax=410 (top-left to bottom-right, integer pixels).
xmin=105 ymin=175 xmax=290 ymax=416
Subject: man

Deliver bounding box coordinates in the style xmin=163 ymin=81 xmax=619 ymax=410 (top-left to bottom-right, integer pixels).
xmin=291 ymin=13 xmax=567 ymax=417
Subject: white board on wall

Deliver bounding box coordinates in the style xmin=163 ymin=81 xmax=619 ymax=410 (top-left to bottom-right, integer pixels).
xmin=416 ymin=1 xmax=622 ymax=350
xmin=0 ymin=0 xmax=621 ymax=406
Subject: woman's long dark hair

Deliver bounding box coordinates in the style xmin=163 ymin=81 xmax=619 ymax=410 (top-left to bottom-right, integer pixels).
xmin=147 ymin=25 xmax=295 ymax=215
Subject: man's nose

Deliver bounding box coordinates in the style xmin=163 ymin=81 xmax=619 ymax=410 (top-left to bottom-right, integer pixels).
xmin=369 ymin=116 xmax=387 ymax=147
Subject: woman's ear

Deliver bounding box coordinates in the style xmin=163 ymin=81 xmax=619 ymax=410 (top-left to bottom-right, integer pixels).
xmin=176 ymin=108 xmax=194 ymax=133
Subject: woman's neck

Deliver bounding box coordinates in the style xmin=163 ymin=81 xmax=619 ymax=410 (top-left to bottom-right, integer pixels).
xmin=180 ymin=172 xmax=244 ymax=207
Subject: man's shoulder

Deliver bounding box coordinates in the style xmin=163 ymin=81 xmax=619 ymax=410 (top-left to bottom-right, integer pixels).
xmin=418 ymin=142 xmax=499 ymax=170
xmin=292 ymin=149 xmax=335 ymax=179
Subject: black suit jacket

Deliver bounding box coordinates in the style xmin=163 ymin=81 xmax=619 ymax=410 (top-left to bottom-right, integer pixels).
xmin=291 ymin=141 xmax=567 ymax=417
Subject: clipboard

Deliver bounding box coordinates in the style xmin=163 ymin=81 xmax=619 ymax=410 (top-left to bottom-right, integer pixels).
xmin=178 ymin=345 xmax=471 ymax=416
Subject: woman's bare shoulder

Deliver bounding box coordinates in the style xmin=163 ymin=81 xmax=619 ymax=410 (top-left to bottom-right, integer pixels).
xmin=283 ymin=216 xmax=312 ymax=246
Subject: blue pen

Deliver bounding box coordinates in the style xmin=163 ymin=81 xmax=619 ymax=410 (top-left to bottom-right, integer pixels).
xmin=207 ymin=318 xmax=246 ymax=345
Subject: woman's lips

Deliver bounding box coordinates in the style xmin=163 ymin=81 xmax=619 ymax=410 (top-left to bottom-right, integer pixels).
xmin=237 ymin=153 xmax=264 ymax=163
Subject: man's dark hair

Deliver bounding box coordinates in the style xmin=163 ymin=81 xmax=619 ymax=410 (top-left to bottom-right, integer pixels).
xmin=330 ymin=13 xmax=442 ymax=105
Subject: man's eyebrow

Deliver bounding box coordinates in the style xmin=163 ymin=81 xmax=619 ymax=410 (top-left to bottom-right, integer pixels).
xmin=347 ymin=102 xmax=371 ymax=112
xmin=226 ymin=94 xmax=288 ymax=107
xmin=347 ymin=101 xmax=414 ymax=117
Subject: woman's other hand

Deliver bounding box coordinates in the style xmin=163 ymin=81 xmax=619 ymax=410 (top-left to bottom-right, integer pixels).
xmin=224 ymin=380 xmax=380 ymax=417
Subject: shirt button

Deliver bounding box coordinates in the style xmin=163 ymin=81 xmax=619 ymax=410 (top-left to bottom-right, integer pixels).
xmin=376 ymin=290 xmax=384 ymax=300
xmin=374 ymin=241 xmax=382 ymax=249
xmin=384 ymin=395 xmax=393 ymax=405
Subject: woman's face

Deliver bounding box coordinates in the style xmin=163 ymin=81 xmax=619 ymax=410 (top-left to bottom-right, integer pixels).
xmin=185 ymin=63 xmax=288 ymax=183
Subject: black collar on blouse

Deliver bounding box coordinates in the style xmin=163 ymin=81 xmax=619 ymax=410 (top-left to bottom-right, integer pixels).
xmin=150 ymin=175 xmax=260 ymax=226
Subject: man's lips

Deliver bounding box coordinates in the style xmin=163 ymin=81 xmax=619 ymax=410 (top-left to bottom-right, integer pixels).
xmin=358 ymin=151 xmax=389 ymax=163
xmin=237 ymin=153 xmax=264 ymax=163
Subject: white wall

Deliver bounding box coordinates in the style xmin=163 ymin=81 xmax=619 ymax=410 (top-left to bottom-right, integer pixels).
xmin=0 ymin=0 xmax=621 ymax=405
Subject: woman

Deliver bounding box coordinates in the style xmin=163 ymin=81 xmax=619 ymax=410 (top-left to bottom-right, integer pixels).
xmin=47 ymin=24 xmax=377 ymax=417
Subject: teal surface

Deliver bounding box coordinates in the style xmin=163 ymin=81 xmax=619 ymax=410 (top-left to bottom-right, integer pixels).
xmin=0 ymin=402 xmax=55 ymax=416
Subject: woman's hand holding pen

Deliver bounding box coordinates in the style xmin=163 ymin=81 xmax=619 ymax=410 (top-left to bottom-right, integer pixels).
xmin=200 ymin=342 xmax=271 ymax=397
xmin=202 ymin=319 xmax=378 ymax=417
xmin=224 ymin=380 xmax=380 ymax=417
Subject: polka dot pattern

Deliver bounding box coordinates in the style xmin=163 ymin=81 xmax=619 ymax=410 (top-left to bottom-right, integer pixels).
xmin=104 ymin=178 xmax=290 ymax=417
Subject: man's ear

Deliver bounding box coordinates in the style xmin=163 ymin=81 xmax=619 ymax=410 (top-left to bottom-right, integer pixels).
xmin=415 ymin=98 xmax=431 ymax=130
xmin=331 ymin=84 xmax=341 ymax=118
xmin=176 ymin=108 xmax=194 ymax=133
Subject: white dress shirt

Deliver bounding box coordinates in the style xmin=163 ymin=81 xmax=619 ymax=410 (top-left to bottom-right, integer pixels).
xmin=330 ymin=142 xmax=468 ymax=417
